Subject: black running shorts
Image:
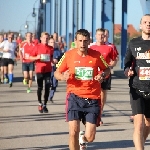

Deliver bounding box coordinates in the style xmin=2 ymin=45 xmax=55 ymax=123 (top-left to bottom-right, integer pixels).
xmin=130 ymin=87 xmax=150 ymax=118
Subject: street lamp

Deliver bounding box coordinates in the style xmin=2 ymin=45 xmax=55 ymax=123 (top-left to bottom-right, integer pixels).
xmin=24 ymin=12 xmax=36 ymax=32
xmin=24 ymin=21 xmax=35 ymax=32
xmin=19 ymin=23 xmax=26 ymax=36
xmin=32 ymin=0 xmax=47 ymax=34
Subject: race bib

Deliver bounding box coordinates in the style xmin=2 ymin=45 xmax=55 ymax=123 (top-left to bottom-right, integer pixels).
xmin=139 ymin=67 xmax=150 ymax=80
xmin=24 ymin=53 xmax=29 ymax=59
xmin=75 ymin=67 xmax=93 ymax=80
xmin=40 ymin=54 xmax=50 ymax=62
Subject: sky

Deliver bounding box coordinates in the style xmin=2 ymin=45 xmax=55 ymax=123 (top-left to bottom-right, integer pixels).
xmin=0 ymin=0 xmax=145 ymax=36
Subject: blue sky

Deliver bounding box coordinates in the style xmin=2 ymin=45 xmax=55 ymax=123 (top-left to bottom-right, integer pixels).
xmin=0 ymin=0 xmax=144 ymax=36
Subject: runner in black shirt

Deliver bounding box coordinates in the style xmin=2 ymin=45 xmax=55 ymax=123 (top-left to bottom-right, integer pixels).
xmin=124 ymin=14 xmax=150 ymax=150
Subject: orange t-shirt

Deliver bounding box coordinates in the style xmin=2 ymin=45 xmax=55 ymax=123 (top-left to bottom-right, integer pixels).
xmin=57 ymin=48 xmax=108 ymax=99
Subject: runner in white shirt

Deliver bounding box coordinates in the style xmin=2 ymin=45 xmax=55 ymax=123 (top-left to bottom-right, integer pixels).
xmin=0 ymin=33 xmax=17 ymax=87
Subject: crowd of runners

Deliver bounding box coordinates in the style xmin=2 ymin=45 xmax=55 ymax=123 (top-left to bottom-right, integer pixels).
xmin=0 ymin=14 xmax=150 ymax=150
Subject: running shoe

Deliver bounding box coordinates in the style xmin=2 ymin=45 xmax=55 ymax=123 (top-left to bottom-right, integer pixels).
xmin=23 ymin=79 xmax=27 ymax=85
xmin=49 ymin=99 xmax=54 ymax=103
xmin=27 ymin=88 xmax=31 ymax=93
xmin=43 ymin=105 xmax=48 ymax=113
xmin=9 ymin=82 xmax=12 ymax=87
xmin=4 ymin=78 xmax=8 ymax=84
xmin=79 ymin=131 xmax=87 ymax=150
xmin=38 ymin=104 xmax=43 ymax=113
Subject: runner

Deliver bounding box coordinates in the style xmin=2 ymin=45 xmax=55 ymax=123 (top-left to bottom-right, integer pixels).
xmin=32 ymin=33 xmax=39 ymax=45
xmin=54 ymin=29 xmax=110 ymax=150
xmin=124 ymin=14 xmax=150 ymax=150
xmin=0 ymin=34 xmax=4 ymax=84
xmin=104 ymin=29 xmax=119 ymax=66
xmin=0 ymin=33 xmax=17 ymax=87
xmin=30 ymin=32 xmax=54 ymax=113
xmin=90 ymin=28 xmax=117 ymax=124
xmin=48 ymin=37 xmax=61 ymax=103
xmin=19 ymin=32 xmax=35 ymax=93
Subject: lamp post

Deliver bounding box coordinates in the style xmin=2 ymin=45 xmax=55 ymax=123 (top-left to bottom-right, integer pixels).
xmin=32 ymin=0 xmax=47 ymax=35
xmin=19 ymin=23 xmax=26 ymax=36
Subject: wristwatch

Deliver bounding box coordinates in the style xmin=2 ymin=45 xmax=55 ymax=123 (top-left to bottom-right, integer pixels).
xmin=101 ymin=72 xmax=106 ymax=78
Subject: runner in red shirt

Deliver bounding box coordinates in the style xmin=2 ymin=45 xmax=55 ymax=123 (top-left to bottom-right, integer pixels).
xmin=32 ymin=33 xmax=39 ymax=45
xmin=54 ymin=29 xmax=110 ymax=150
xmin=19 ymin=32 xmax=35 ymax=93
xmin=104 ymin=29 xmax=119 ymax=63
xmin=90 ymin=28 xmax=118 ymax=125
xmin=30 ymin=32 xmax=54 ymax=113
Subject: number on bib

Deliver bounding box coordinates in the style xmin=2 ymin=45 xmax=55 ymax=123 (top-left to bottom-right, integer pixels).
xmin=139 ymin=67 xmax=150 ymax=80
xmin=40 ymin=54 xmax=50 ymax=62
xmin=24 ymin=53 xmax=29 ymax=59
xmin=75 ymin=67 xmax=93 ymax=80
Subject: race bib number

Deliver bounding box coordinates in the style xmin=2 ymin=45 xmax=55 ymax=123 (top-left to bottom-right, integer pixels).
xmin=139 ymin=67 xmax=150 ymax=80
xmin=40 ymin=54 xmax=50 ymax=62
xmin=75 ymin=67 xmax=93 ymax=80
xmin=24 ymin=53 xmax=29 ymax=59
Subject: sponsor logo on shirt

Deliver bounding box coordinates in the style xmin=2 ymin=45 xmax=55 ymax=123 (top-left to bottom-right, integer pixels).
xmin=74 ymin=61 xmax=80 ymax=63
xmin=135 ymin=47 xmax=141 ymax=51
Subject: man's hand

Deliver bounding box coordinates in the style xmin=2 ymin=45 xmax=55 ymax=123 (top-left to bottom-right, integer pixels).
xmin=61 ymin=70 xmax=70 ymax=81
xmin=94 ymin=74 xmax=104 ymax=83
xmin=36 ymin=55 xmax=41 ymax=60
xmin=124 ymin=67 xmax=134 ymax=77
xmin=53 ymin=58 xmax=58 ymax=64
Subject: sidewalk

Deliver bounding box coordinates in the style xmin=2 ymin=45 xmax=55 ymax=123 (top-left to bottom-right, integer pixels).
xmin=0 ymin=62 xmax=150 ymax=150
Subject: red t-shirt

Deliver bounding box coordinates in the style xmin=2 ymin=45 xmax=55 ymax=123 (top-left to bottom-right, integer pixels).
xmin=16 ymin=39 xmax=22 ymax=45
xmin=30 ymin=43 xmax=54 ymax=73
xmin=90 ymin=44 xmax=117 ymax=64
xmin=20 ymin=42 xmax=35 ymax=63
xmin=105 ymin=42 xmax=119 ymax=56
xmin=32 ymin=39 xmax=39 ymax=45
xmin=57 ymin=48 xmax=108 ymax=99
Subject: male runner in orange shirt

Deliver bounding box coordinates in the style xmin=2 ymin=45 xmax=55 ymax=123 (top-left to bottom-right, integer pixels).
xmin=54 ymin=29 xmax=110 ymax=150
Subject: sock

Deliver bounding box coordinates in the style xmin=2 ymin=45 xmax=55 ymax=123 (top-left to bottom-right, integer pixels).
xmin=4 ymin=74 xmax=8 ymax=79
xmin=8 ymin=74 xmax=13 ymax=83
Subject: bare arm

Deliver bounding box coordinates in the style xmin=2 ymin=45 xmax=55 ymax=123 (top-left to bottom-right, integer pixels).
xmin=29 ymin=55 xmax=40 ymax=61
xmin=54 ymin=69 xmax=69 ymax=81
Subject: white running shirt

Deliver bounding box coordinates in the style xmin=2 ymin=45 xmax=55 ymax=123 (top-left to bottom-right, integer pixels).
xmin=0 ymin=40 xmax=16 ymax=59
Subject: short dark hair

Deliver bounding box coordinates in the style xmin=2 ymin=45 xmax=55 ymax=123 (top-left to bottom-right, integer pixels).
xmin=75 ymin=29 xmax=90 ymax=40
xmin=140 ymin=14 xmax=150 ymax=23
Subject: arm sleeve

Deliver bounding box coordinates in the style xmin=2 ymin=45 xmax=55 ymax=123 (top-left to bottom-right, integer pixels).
xmin=124 ymin=42 xmax=133 ymax=70
xmin=56 ymin=53 xmax=68 ymax=73
xmin=97 ymin=54 xmax=109 ymax=70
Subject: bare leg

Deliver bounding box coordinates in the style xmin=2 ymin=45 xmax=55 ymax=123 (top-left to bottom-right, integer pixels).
xmin=133 ymin=114 xmax=144 ymax=150
xmin=69 ymin=120 xmax=80 ymax=150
